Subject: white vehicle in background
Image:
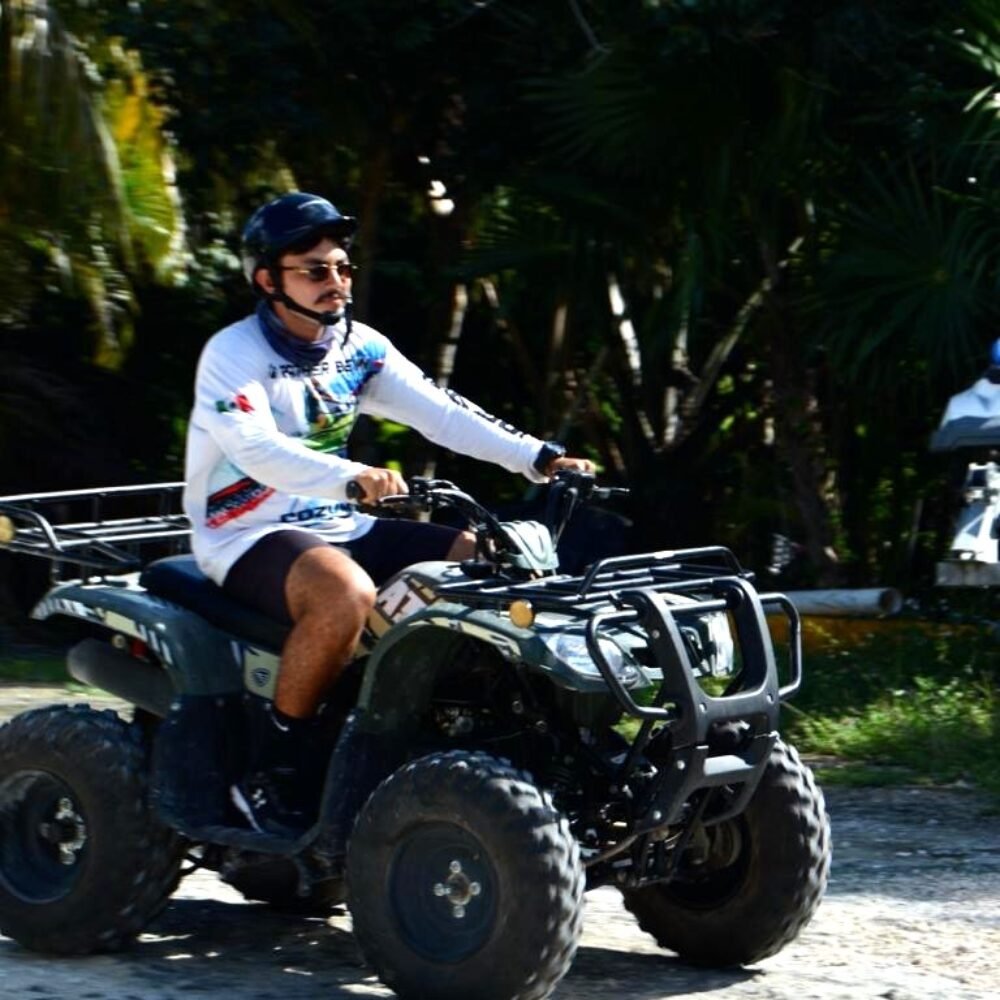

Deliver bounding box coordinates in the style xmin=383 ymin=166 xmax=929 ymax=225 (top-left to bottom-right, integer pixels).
xmin=931 ymin=342 xmax=1000 ymax=587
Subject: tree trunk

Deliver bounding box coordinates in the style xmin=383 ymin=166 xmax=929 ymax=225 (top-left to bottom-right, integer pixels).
xmin=351 ymin=142 xmax=391 ymax=323
xmin=766 ymin=302 xmax=844 ymax=586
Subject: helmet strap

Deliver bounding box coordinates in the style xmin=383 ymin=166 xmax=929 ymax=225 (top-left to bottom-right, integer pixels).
xmin=263 ymin=266 xmax=353 ymax=339
xmin=267 ymin=288 xmax=345 ymax=327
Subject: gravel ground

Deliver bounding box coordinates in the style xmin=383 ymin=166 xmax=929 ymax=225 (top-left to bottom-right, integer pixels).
xmin=1 ymin=683 xmax=998 ymax=1000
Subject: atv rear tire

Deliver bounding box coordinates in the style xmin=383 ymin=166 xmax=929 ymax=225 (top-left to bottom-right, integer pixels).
xmin=621 ymin=737 xmax=831 ymax=966
xmin=223 ymin=858 xmax=346 ymax=914
xmin=0 ymin=705 xmax=186 ymax=954
xmin=346 ymin=751 xmax=584 ymax=1000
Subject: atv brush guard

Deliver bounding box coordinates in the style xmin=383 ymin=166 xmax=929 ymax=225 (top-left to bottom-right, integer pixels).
xmin=431 ymin=540 xmax=802 ymax=836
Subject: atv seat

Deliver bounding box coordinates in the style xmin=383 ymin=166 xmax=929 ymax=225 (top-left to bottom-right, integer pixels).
xmin=141 ymin=555 xmax=290 ymax=651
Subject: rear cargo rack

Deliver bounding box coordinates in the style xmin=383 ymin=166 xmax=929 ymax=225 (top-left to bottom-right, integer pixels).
xmin=0 ymin=482 xmax=190 ymax=580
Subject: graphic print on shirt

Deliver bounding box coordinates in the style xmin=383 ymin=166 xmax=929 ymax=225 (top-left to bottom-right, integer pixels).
xmin=301 ymin=340 xmax=387 ymax=454
xmin=303 ymin=378 xmax=356 ymax=454
xmin=205 ymin=460 xmax=276 ymax=528
xmin=205 ymin=340 xmax=387 ymax=530
xmin=215 ymin=393 xmax=255 ymax=415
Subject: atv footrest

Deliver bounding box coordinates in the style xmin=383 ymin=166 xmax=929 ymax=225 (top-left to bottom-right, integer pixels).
xmin=170 ymin=819 xmax=312 ymax=856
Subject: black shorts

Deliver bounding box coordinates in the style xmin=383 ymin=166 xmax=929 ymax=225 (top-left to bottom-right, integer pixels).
xmin=221 ymin=519 xmax=462 ymax=624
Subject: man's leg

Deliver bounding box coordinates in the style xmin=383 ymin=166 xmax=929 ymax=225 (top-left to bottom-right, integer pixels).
xmin=224 ymin=522 xmax=471 ymax=832
xmin=278 ymin=545 xmax=376 ymax=718
xmin=223 ymin=532 xmax=375 ymax=832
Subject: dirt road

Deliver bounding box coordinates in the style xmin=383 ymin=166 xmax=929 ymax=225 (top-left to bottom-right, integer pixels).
xmin=1 ymin=683 xmax=998 ymax=1000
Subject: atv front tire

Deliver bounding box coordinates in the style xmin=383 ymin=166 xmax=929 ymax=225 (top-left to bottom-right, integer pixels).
xmin=621 ymin=737 xmax=831 ymax=966
xmin=0 ymin=705 xmax=186 ymax=953
xmin=346 ymin=751 xmax=584 ymax=1000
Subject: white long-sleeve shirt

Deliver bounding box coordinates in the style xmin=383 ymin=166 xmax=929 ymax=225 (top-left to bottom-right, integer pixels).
xmin=183 ymin=313 xmax=547 ymax=583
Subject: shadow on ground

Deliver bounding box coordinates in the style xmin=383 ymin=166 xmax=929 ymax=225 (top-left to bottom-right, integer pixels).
xmin=0 ymin=891 xmax=754 ymax=1000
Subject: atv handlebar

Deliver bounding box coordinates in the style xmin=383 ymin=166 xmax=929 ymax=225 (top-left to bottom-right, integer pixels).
xmin=345 ymin=470 xmax=628 ymax=574
xmin=346 ymin=471 xmax=626 ymax=518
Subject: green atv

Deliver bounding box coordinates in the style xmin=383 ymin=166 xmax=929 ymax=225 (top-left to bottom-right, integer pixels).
xmin=0 ymin=471 xmax=830 ymax=999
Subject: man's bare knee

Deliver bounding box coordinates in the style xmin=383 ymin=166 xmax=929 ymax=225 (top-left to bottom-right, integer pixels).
xmin=446 ymin=530 xmax=477 ymax=562
xmin=275 ymin=546 xmax=375 ymax=718
xmin=285 ymin=545 xmax=375 ymax=624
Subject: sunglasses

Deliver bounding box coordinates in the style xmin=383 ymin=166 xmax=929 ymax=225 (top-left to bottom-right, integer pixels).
xmin=280 ymin=261 xmax=356 ymax=282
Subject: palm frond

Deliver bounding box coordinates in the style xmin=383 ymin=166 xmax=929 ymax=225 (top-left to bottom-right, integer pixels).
xmin=814 ymin=159 xmax=1000 ymax=384
xmin=0 ymin=1 xmax=185 ymax=365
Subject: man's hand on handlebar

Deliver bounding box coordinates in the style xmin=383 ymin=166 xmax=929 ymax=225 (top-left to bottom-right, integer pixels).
xmin=547 ymin=456 xmax=596 ymax=477
xmin=348 ymin=467 xmax=408 ymax=503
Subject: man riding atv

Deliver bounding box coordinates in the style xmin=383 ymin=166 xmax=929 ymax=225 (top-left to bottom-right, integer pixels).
xmin=185 ymin=191 xmax=593 ymax=834
xmin=0 ymin=196 xmax=830 ymax=1000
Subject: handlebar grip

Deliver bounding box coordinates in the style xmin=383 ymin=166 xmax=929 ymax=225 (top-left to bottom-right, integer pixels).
xmin=346 ymin=480 xmax=366 ymax=502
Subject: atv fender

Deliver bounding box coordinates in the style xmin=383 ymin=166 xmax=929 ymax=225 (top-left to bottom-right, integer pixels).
xmin=32 ymin=580 xmax=243 ymax=697
xmin=356 ymin=602 xmax=625 ymax=735
xmin=356 ymin=604 xmax=519 ymax=735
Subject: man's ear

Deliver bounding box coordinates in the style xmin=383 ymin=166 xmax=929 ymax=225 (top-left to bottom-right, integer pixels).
xmin=257 ymin=266 xmax=277 ymax=296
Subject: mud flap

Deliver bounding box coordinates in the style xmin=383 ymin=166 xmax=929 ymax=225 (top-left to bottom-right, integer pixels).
xmin=151 ymin=693 xmax=247 ymax=829
xmin=314 ymin=711 xmax=399 ymax=864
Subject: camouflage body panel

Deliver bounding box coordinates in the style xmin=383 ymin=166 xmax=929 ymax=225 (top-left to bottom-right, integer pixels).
xmin=33 ymin=580 xmax=246 ymax=697
xmin=354 ymin=562 xmax=652 ymax=735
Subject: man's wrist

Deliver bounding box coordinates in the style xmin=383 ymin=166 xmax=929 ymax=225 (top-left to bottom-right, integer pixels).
xmin=533 ymin=441 xmax=566 ymax=476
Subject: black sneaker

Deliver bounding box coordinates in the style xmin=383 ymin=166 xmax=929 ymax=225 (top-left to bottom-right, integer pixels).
xmin=230 ymin=768 xmax=310 ymax=836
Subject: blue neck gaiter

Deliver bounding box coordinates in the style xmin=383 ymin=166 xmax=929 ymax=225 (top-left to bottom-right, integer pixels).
xmin=256 ymin=300 xmax=337 ymax=367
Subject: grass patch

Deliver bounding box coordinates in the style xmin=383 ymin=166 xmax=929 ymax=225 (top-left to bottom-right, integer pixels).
xmin=811 ymin=762 xmax=921 ymax=788
xmin=785 ymin=620 xmax=1000 ymax=798
xmin=0 ymin=655 xmax=70 ymax=685
xmin=619 ymin=611 xmax=999 ymax=799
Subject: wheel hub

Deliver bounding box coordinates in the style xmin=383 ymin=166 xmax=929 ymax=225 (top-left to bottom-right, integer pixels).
xmin=432 ymin=858 xmax=483 ymax=919
xmin=387 ymin=822 xmax=498 ymax=962
xmin=38 ymin=796 xmax=88 ymax=866
xmin=0 ymin=770 xmax=92 ymax=903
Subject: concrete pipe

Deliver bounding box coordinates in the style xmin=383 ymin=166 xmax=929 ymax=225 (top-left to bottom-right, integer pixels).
xmin=782 ymin=588 xmax=904 ymax=618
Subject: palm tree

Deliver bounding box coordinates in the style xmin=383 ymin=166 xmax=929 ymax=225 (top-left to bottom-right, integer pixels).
xmin=0 ymin=0 xmax=185 ymax=489
xmin=1 ymin=0 xmax=184 ymax=362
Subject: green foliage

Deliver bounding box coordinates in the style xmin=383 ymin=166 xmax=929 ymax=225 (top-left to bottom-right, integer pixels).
xmin=794 ymin=676 xmax=999 ymax=796
xmin=518 ymin=0 xmax=1000 ymax=582
xmin=786 ymin=618 xmax=1000 ymax=796
xmin=814 ymin=157 xmax=1000 ymax=390
xmin=1 ymin=0 xmax=999 ymax=586
xmin=0 ymin=657 xmax=70 ymax=684
xmin=1 ymin=1 xmax=185 ymax=365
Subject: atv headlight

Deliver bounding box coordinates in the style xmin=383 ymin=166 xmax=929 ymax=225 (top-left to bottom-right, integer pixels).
xmin=680 ymin=611 xmax=736 ymax=678
xmin=544 ymin=633 xmax=640 ymax=686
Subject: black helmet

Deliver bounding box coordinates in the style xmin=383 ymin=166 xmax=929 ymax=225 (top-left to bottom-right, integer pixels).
xmin=241 ymin=192 xmax=357 ymax=288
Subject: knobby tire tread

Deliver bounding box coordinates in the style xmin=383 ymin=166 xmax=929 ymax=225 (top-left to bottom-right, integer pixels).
xmin=622 ymin=737 xmax=831 ymax=967
xmin=0 ymin=704 xmax=185 ymax=954
xmin=347 ymin=750 xmax=584 ymax=1000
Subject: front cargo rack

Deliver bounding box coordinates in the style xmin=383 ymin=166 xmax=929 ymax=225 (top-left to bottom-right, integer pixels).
xmin=438 ymin=545 xmax=803 ymax=701
xmin=0 ymin=482 xmax=191 ymax=581
xmin=441 ymin=545 xmax=749 ymax=612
